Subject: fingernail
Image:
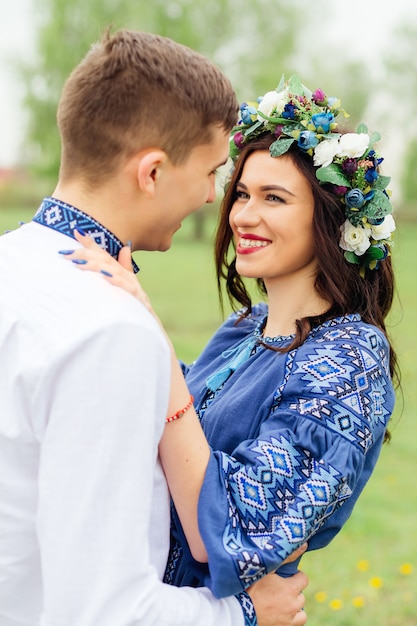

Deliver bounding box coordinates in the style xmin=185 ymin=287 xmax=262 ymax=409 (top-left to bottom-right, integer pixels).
xmin=58 ymin=249 xmax=75 ymax=255
xmin=75 ymin=227 xmax=87 ymax=236
xmin=126 ymin=240 xmax=132 ymax=250
xmin=100 ymin=270 xmax=113 ymax=277
xmin=71 ymin=259 xmax=88 ymax=265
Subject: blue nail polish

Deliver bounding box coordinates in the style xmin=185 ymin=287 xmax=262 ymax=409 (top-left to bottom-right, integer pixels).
xmin=126 ymin=240 xmax=132 ymax=250
xmin=72 ymin=259 xmax=88 ymax=265
xmin=101 ymin=270 xmax=113 ymax=277
xmin=75 ymin=227 xmax=87 ymax=236
xmin=58 ymin=249 xmax=75 ymax=255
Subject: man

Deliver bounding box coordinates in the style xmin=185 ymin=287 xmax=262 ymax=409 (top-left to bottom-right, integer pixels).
xmin=0 ymin=29 xmax=307 ymax=625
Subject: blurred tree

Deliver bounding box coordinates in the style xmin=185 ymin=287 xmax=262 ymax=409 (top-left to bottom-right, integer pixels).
xmin=382 ymin=22 xmax=417 ymax=214
xmin=21 ymin=0 xmax=316 ymax=182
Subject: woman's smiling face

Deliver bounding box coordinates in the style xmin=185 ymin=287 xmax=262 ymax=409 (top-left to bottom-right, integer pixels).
xmin=229 ymin=150 xmax=318 ymax=287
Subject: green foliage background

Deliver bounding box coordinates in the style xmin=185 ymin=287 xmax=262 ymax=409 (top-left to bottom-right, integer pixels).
xmin=1 ymin=206 xmax=415 ymax=624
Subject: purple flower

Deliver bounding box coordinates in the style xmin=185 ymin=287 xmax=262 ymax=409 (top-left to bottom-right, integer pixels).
xmin=311 ymin=112 xmax=334 ymax=133
xmin=345 ymin=188 xmax=366 ymax=209
xmin=274 ymin=125 xmax=284 ymax=138
xmin=233 ymin=131 xmax=244 ymax=150
xmin=342 ymin=158 xmax=358 ymax=176
xmin=333 ymin=185 xmax=348 ymax=196
xmin=298 ymin=130 xmax=319 ymax=151
xmin=312 ymin=88 xmax=326 ymax=104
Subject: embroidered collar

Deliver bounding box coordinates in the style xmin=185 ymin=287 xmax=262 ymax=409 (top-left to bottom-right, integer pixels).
xmin=254 ymin=312 xmax=362 ymax=343
xmin=33 ymin=196 xmax=140 ymax=273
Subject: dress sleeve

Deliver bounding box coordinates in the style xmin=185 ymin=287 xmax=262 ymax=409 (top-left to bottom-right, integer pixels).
xmin=197 ymin=324 xmax=395 ymax=598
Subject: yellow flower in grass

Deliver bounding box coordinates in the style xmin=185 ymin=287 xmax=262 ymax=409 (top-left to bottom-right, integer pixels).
xmin=314 ymin=591 xmax=327 ymax=603
xmin=369 ymin=576 xmax=383 ymax=589
xmin=329 ymin=599 xmax=343 ymax=611
xmin=357 ymin=559 xmax=370 ymax=572
xmin=352 ymin=596 xmax=366 ymax=608
xmin=399 ymin=563 xmax=413 ymax=576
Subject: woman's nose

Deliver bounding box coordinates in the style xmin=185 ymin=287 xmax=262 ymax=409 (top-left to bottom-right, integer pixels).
xmin=232 ymin=199 xmax=260 ymax=226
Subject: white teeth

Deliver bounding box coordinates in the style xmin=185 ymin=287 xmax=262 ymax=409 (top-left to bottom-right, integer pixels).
xmin=239 ymin=238 xmax=269 ymax=248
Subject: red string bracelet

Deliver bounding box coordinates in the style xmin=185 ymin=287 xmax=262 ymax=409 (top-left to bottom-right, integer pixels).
xmin=165 ymin=395 xmax=194 ymax=424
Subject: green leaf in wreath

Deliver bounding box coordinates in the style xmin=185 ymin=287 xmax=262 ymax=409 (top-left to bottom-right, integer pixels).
xmin=366 ymin=189 xmax=392 ymax=219
xmin=356 ymin=122 xmax=368 ymax=134
xmin=369 ymin=130 xmax=381 ymax=146
xmin=276 ymin=74 xmax=286 ymax=92
xmin=229 ymin=141 xmax=240 ymax=160
xmin=373 ymin=174 xmax=391 ymax=191
xmin=364 ymin=245 xmax=386 ymax=261
xmin=344 ymin=251 xmax=360 ymax=265
xmin=269 ymin=138 xmax=295 ymax=157
xmin=287 ymin=75 xmax=304 ymax=96
xmin=316 ymin=163 xmax=350 ymax=187
xmin=243 ymin=120 xmax=264 ymax=137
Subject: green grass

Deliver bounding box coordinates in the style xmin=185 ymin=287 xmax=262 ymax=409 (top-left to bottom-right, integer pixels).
xmin=2 ymin=207 xmax=416 ymax=624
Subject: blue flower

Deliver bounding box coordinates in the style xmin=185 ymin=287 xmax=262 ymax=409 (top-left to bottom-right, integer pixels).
xmin=345 ymin=188 xmax=366 ymax=209
xmin=311 ymin=112 xmax=334 ymax=133
xmin=282 ymin=103 xmax=297 ymax=119
xmin=298 ymin=130 xmax=319 ymax=151
xmin=365 ymin=167 xmax=378 ymax=183
xmin=240 ymin=102 xmax=257 ymax=125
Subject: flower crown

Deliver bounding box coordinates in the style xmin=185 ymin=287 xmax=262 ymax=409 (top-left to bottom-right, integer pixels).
xmin=230 ymin=74 xmax=395 ymax=273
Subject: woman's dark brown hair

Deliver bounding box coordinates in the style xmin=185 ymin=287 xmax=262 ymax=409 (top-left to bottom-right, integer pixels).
xmin=215 ymin=134 xmax=399 ymax=405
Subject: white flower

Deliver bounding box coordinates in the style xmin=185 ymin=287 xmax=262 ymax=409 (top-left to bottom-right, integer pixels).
xmin=339 ymin=220 xmax=371 ymax=255
xmin=370 ymin=214 xmax=396 ymax=240
xmin=313 ymin=138 xmax=340 ymax=167
xmin=257 ymin=89 xmax=289 ymax=120
xmin=336 ymin=133 xmax=370 ymax=158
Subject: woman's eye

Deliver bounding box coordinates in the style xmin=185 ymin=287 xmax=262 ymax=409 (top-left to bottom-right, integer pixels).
xmin=266 ymin=194 xmax=284 ymax=203
xmin=235 ymin=190 xmax=249 ymax=199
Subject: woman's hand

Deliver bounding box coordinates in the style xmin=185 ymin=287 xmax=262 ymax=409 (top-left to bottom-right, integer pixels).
xmin=58 ymin=230 xmax=153 ymax=313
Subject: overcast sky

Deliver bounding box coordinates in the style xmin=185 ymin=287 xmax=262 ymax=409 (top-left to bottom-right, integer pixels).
xmin=1 ymin=0 xmax=417 ymax=168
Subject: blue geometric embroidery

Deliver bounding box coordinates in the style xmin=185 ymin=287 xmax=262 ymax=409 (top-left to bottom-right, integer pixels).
xmin=279 ymin=325 xmax=391 ymax=451
xmin=263 ymin=443 xmax=293 ymax=477
xmin=221 ymin=435 xmax=352 ymax=586
xmin=237 ymin=474 xmax=268 ymax=510
xmin=235 ymin=591 xmax=257 ymax=626
xmin=303 ymin=356 xmax=347 ymax=381
xmin=33 ymin=197 xmax=140 ymax=273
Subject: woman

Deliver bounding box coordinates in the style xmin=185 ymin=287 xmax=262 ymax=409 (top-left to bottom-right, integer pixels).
xmin=62 ymin=75 xmax=397 ymax=599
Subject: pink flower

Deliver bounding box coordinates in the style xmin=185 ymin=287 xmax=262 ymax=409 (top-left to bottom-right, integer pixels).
xmin=233 ymin=131 xmax=244 ymax=149
xmin=312 ymin=88 xmax=326 ymax=104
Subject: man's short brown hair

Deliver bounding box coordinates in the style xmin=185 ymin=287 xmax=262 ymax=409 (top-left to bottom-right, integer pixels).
xmin=57 ymin=29 xmax=238 ymax=184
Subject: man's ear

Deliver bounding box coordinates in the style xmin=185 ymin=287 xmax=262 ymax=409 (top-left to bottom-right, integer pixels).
xmin=136 ymin=150 xmax=168 ymax=197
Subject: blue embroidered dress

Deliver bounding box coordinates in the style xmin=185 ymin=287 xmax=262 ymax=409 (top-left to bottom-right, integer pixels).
xmin=164 ymin=303 xmax=394 ymax=599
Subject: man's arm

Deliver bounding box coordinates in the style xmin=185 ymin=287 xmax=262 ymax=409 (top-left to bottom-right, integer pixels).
xmin=35 ymin=316 xmax=245 ymax=625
